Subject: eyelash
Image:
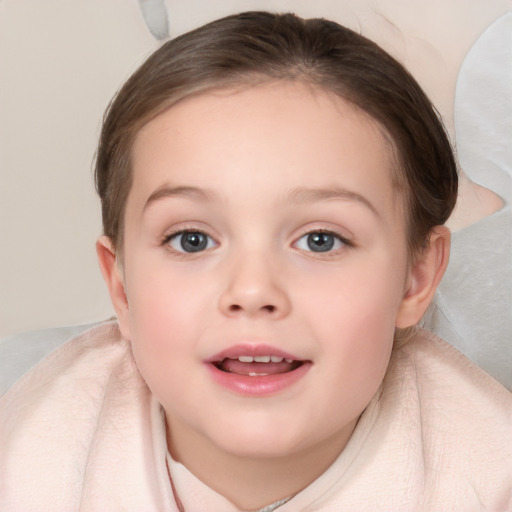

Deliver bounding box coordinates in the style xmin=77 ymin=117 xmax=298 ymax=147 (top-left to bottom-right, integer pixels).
xmin=161 ymin=228 xmax=352 ymax=255
xmin=294 ymin=229 xmax=352 ymax=254
xmin=161 ymin=229 xmax=217 ymax=254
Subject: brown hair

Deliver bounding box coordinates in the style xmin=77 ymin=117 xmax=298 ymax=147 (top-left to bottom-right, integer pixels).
xmin=95 ymin=11 xmax=457 ymax=255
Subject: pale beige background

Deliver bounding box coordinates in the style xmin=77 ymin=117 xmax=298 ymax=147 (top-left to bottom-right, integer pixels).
xmin=1 ymin=0 xmax=510 ymax=337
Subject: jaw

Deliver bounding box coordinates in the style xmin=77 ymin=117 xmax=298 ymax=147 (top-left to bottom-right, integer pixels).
xmin=165 ymin=399 xmax=359 ymax=512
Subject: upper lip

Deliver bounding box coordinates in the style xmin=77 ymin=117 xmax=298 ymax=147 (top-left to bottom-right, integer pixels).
xmin=206 ymin=344 xmax=304 ymax=363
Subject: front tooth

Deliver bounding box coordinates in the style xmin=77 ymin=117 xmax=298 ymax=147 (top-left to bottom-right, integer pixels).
xmin=238 ymin=356 xmax=254 ymax=363
xmin=270 ymin=356 xmax=284 ymax=363
xmin=254 ymin=355 xmax=271 ymax=363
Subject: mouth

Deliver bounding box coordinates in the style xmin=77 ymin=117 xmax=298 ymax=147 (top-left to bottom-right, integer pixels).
xmin=206 ymin=345 xmax=311 ymax=395
xmin=214 ymin=355 xmax=305 ymax=376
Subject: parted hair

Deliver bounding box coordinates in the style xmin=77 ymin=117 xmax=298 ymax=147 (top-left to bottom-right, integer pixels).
xmin=95 ymin=11 xmax=457 ymax=255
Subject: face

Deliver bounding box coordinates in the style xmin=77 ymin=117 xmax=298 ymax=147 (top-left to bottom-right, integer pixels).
xmin=114 ymin=82 xmax=414 ymax=460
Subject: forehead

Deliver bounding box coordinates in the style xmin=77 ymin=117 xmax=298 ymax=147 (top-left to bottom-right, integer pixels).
xmin=127 ymin=81 xmax=401 ymax=220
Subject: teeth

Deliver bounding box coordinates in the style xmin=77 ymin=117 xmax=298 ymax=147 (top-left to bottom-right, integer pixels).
xmin=254 ymin=355 xmax=271 ymax=363
xmin=236 ymin=355 xmax=293 ymax=363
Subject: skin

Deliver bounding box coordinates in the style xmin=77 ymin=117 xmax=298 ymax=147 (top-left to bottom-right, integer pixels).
xmin=97 ymin=81 xmax=449 ymax=509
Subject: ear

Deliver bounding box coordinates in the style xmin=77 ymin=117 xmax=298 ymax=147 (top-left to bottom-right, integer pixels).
xmin=395 ymin=226 xmax=450 ymax=328
xmin=96 ymin=236 xmax=131 ymax=340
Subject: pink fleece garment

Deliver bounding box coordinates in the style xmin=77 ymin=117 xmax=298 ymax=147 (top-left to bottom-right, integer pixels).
xmin=1 ymin=322 xmax=510 ymax=511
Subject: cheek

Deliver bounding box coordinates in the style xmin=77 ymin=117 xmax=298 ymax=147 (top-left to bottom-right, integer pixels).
xmin=301 ymin=254 xmax=406 ymax=328
xmin=313 ymin=300 xmax=394 ymax=425
xmin=128 ymin=259 xmax=205 ymax=322
xmin=124 ymin=259 xmax=223 ymax=356
xmin=123 ymin=267 xmax=199 ymax=372
xmin=318 ymin=287 xmax=395 ymax=378
xmin=299 ymin=258 xmax=402 ymax=386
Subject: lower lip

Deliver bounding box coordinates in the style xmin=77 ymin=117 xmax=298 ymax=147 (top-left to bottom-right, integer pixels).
xmin=205 ymin=362 xmax=311 ymax=396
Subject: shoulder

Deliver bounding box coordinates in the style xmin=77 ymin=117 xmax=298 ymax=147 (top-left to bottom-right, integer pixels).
xmin=0 ymin=321 xmax=157 ymax=510
xmin=0 ymin=320 xmax=140 ymax=444
xmin=395 ymin=327 xmax=511 ymax=408
xmin=385 ymin=328 xmax=512 ymax=508
xmin=1 ymin=321 xmax=134 ymax=405
xmin=282 ymin=329 xmax=512 ymax=510
xmin=0 ymin=320 xmax=141 ymax=434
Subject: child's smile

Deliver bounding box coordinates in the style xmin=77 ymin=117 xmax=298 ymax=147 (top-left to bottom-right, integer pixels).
xmin=206 ymin=343 xmax=311 ymax=395
xmin=105 ymin=79 xmax=419 ymax=499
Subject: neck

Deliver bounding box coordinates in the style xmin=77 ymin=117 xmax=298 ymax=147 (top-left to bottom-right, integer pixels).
xmin=166 ymin=417 xmax=357 ymax=511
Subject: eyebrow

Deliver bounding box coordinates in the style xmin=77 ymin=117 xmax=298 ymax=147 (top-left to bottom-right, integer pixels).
xmin=143 ymin=185 xmax=217 ymax=212
xmin=287 ymin=186 xmax=379 ymax=217
xmin=143 ymin=184 xmax=379 ymax=217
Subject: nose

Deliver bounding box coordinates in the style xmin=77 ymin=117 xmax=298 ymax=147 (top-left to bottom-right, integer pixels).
xmin=218 ymin=252 xmax=291 ymax=319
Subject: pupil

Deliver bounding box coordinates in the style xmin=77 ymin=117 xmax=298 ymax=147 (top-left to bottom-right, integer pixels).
xmin=307 ymin=233 xmax=334 ymax=252
xmin=181 ymin=232 xmax=207 ymax=252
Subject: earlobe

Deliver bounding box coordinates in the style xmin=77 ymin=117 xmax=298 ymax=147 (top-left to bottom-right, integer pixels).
xmin=395 ymin=226 xmax=450 ymax=328
xmin=96 ymin=236 xmax=131 ymax=339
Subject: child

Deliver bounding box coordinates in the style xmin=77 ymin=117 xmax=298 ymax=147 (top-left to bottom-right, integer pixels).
xmin=1 ymin=11 xmax=510 ymax=511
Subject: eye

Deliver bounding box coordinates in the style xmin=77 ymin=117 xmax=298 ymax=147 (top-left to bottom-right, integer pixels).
xmin=166 ymin=230 xmax=216 ymax=253
xmin=295 ymin=231 xmax=347 ymax=253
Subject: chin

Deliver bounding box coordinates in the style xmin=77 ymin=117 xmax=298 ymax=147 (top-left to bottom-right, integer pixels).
xmin=206 ymin=418 xmax=324 ymax=460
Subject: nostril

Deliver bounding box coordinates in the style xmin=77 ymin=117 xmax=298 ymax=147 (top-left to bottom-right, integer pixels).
xmin=227 ymin=304 xmax=277 ymax=314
